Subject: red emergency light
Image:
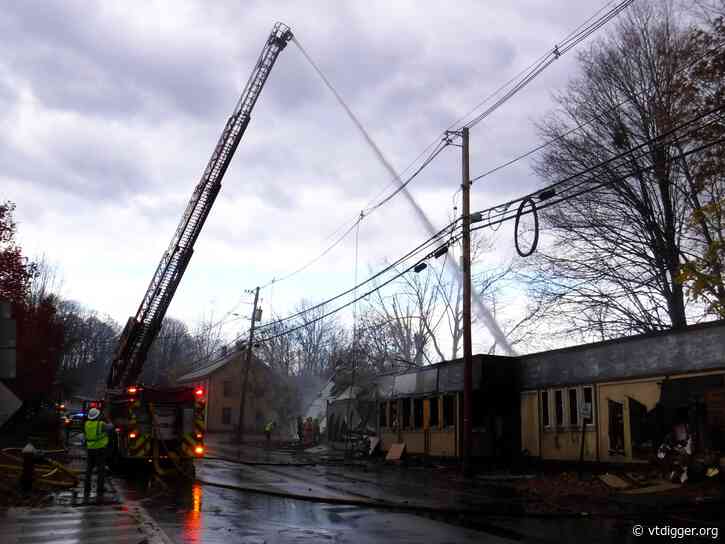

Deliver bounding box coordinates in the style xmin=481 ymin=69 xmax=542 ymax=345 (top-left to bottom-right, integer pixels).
xmin=194 ymin=387 xmax=204 ymax=397
xmin=129 ymin=432 xmax=137 ymax=439
xmin=194 ymin=445 xmax=204 ymax=456
xmin=89 ymin=402 xmax=97 ymax=408
xmin=195 ymin=433 xmax=203 ymax=440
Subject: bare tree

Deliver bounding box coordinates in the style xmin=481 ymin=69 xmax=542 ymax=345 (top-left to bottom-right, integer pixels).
xmin=290 ymin=300 xmax=347 ymax=377
xmin=526 ymin=1 xmax=712 ymax=339
xmin=190 ymin=311 xmax=225 ymax=365
xmin=28 ymin=255 xmax=64 ymax=307
xmin=143 ymin=317 xmax=195 ymax=385
xmin=55 ymin=302 xmax=120 ymax=396
xmin=256 ymin=314 xmax=296 ymax=376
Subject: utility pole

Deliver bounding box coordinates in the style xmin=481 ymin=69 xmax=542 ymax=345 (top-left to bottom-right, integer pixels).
xmin=237 ymin=286 xmax=260 ymax=442
xmin=461 ymin=127 xmax=474 ymax=477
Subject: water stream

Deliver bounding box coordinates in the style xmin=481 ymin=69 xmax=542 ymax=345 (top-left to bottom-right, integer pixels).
xmin=293 ymin=37 xmax=514 ymax=355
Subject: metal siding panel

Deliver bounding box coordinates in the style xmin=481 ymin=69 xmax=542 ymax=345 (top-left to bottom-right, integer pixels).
xmin=520 ymin=323 xmax=725 ymax=389
xmin=393 ymin=373 xmax=417 ymax=396
xmin=416 ymin=368 xmax=438 ymax=394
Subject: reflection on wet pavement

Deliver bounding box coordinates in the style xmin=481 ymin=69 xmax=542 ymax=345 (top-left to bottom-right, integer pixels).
xmin=124 ymin=476 xmax=513 ymax=543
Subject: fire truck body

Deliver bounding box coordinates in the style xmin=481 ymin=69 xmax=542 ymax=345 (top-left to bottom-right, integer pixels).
xmin=108 ymin=386 xmax=206 ymax=468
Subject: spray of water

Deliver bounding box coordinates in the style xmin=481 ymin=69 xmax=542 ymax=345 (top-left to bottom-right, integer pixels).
xmin=293 ymin=37 xmax=515 ymax=355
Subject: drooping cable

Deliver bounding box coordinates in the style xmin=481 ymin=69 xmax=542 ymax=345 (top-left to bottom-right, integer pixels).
xmin=469 ymin=40 xmax=725 ymax=185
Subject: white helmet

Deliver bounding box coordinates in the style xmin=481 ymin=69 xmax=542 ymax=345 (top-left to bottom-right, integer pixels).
xmin=87 ymin=408 xmax=100 ymax=420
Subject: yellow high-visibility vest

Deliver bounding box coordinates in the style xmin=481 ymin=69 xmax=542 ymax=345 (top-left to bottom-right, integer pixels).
xmin=84 ymin=420 xmax=109 ymax=449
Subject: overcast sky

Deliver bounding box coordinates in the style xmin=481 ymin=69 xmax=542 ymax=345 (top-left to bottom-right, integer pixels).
xmin=2 ymin=0 xmax=623 ymax=352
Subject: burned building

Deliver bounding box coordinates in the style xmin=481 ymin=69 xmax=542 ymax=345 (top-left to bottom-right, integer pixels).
xmin=375 ymin=319 xmax=725 ymax=464
xmin=520 ymin=319 xmax=725 ymax=464
xmin=376 ymin=355 xmax=520 ymax=458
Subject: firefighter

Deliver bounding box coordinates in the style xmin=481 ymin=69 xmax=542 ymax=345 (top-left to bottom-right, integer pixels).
xmin=303 ymin=417 xmax=314 ymax=447
xmin=83 ymin=407 xmax=113 ymax=500
xmin=312 ymin=417 xmax=320 ymax=445
xmin=264 ymin=420 xmax=276 ymax=447
xmin=297 ymin=416 xmax=304 ymax=443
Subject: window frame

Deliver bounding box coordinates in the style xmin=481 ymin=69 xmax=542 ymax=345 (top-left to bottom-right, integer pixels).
xmin=223 ymin=380 xmax=232 ymax=398
xmin=429 ymin=396 xmax=439 ymax=428
xmin=568 ymin=387 xmax=579 ymax=428
xmin=582 ymin=386 xmax=595 ymax=427
xmin=541 ymin=390 xmax=551 ymax=428
xmin=554 ymin=389 xmax=565 ymax=427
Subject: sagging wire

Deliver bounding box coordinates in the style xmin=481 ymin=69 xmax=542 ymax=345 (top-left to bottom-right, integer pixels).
xmin=514 ymin=197 xmax=539 ymax=258
xmin=469 ymin=40 xmax=725 ymax=186
xmin=473 ymin=103 xmax=725 ymax=236
xmin=463 ymin=0 xmax=634 ymax=130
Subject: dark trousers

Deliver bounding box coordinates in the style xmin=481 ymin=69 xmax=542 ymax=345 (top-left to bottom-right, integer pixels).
xmin=84 ymin=447 xmax=107 ymax=496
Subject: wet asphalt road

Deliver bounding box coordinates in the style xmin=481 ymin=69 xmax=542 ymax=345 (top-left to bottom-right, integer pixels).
xmin=126 ymin=480 xmax=515 ymax=543
xmin=114 ymin=457 xmax=725 ymax=543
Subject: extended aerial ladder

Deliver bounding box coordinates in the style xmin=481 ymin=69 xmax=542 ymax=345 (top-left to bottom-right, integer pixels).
xmin=107 ymin=22 xmax=293 ymax=390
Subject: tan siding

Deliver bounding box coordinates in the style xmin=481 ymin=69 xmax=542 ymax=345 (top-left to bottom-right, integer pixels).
xmin=429 ymin=430 xmax=456 ymax=457
xmin=186 ymin=356 xmax=287 ymax=433
xmin=400 ymin=430 xmax=425 ymax=454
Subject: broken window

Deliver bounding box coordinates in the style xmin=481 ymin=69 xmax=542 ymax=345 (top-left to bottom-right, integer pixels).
xmin=429 ymin=397 xmax=439 ymax=427
xmin=583 ymin=386 xmax=594 ymax=425
xmin=608 ymin=399 xmax=625 ymax=455
xmin=379 ymin=402 xmax=387 ymax=427
xmin=222 ymin=407 xmax=232 ymax=425
xmin=569 ymin=388 xmax=579 ymax=427
xmin=402 ymin=398 xmax=411 ymax=428
xmin=554 ymin=390 xmax=564 ymax=427
xmin=413 ymin=398 xmax=424 ymax=429
xmin=542 ymin=390 xmax=550 ymax=427
xmin=443 ymin=395 xmax=455 ymax=427
xmin=628 ymin=396 xmax=651 ymax=458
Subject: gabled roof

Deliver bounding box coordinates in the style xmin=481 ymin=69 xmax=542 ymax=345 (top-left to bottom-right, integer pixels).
xmin=176 ymin=349 xmax=266 ymax=383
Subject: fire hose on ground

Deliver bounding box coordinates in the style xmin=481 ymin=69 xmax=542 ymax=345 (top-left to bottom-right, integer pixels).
xmin=1 ymin=447 xmax=80 ymax=488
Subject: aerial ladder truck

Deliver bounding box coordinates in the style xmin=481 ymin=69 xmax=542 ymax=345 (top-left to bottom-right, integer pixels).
xmin=99 ymin=22 xmax=293 ymax=475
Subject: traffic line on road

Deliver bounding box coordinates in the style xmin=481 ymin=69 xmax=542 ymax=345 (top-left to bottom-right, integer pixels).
xmin=0 ymin=503 xmax=171 ymax=544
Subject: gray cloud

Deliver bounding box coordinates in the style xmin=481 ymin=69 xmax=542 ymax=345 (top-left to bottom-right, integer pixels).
xmin=1 ymin=0 xmax=616 ymax=325
xmin=1 ymin=2 xmax=234 ymax=121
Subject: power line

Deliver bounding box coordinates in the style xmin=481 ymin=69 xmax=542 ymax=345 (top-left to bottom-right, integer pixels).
xmin=190 ymin=117 xmax=725 ymax=370
xmin=463 ymin=0 xmax=634 ymax=130
xmin=469 ymin=40 xmax=725 ymax=185
xmin=471 ymin=110 xmax=725 ymax=234
xmin=472 ymin=102 xmax=725 ymax=225
xmin=259 ymin=215 xmax=363 ymax=289
xmin=235 ymin=105 xmax=725 ymax=352
xmin=446 ymin=0 xmax=624 ymax=132
xmin=310 ymin=123 xmax=725 ymax=336
xmin=240 ymin=0 xmax=632 ymax=295
xmin=251 ymin=140 xmax=450 ymax=293
xmin=252 ymin=220 xmax=456 ymax=335
xmin=180 ymin=219 xmax=458 ymax=369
